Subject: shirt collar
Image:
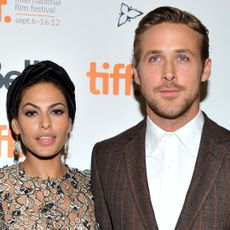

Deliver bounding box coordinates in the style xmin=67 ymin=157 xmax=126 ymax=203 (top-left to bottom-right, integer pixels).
xmin=146 ymin=111 xmax=204 ymax=157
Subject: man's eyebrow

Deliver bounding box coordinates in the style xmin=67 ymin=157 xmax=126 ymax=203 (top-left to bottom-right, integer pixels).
xmin=174 ymin=49 xmax=195 ymax=56
xmin=143 ymin=50 xmax=162 ymax=59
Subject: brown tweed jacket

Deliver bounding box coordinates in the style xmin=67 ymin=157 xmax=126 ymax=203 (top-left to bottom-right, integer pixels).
xmin=91 ymin=113 xmax=230 ymax=230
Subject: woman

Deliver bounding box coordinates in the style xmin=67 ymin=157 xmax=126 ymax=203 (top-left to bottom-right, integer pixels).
xmin=0 ymin=61 xmax=98 ymax=229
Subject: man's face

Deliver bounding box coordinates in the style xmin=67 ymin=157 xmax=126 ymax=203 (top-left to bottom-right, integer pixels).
xmin=134 ymin=22 xmax=211 ymax=122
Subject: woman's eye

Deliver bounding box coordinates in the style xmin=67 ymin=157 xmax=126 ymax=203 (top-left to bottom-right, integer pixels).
xmin=52 ymin=109 xmax=64 ymax=115
xmin=25 ymin=111 xmax=37 ymax=117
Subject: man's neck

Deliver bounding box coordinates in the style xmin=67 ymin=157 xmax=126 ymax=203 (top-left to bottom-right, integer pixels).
xmin=147 ymin=107 xmax=200 ymax=132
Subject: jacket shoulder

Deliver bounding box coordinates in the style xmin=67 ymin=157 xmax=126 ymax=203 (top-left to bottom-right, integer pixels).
xmin=203 ymin=113 xmax=230 ymax=141
xmin=93 ymin=119 xmax=145 ymax=152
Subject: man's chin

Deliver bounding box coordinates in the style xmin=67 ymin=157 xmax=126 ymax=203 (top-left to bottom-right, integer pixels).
xmin=149 ymin=105 xmax=189 ymax=120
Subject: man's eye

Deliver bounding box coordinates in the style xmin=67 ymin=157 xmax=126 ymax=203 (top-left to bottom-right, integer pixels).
xmin=149 ymin=55 xmax=161 ymax=62
xmin=178 ymin=55 xmax=190 ymax=62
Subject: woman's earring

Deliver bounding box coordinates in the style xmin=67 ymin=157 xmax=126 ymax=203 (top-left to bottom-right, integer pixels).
xmin=63 ymin=138 xmax=69 ymax=163
xmin=14 ymin=135 xmax=21 ymax=163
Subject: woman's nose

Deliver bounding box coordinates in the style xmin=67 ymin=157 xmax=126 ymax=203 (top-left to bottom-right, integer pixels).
xmin=39 ymin=115 xmax=52 ymax=130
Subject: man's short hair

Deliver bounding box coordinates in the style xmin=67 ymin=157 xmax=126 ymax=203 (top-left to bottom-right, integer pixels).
xmin=133 ymin=6 xmax=209 ymax=67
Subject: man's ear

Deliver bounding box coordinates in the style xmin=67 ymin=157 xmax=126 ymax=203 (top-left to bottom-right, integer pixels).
xmin=133 ymin=67 xmax=140 ymax=85
xmin=11 ymin=118 xmax=20 ymax=135
xmin=201 ymin=58 xmax=211 ymax=82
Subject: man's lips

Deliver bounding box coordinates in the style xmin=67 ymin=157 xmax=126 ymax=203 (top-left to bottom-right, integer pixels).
xmin=36 ymin=136 xmax=56 ymax=145
xmin=159 ymin=88 xmax=180 ymax=96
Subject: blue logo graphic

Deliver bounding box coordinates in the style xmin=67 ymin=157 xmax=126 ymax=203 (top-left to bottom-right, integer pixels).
xmin=117 ymin=3 xmax=143 ymax=27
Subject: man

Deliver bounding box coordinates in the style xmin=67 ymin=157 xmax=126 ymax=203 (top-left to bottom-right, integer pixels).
xmin=91 ymin=6 xmax=230 ymax=230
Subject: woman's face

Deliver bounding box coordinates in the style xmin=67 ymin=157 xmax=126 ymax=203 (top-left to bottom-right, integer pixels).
xmin=11 ymin=82 xmax=72 ymax=159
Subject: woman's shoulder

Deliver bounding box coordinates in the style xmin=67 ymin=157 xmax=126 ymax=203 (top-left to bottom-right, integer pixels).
xmin=0 ymin=164 xmax=19 ymax=199
xmin=0 ymin=164 xmax=18 ymax=178
xmin=67 ymin=166 xmax=91 ymax=186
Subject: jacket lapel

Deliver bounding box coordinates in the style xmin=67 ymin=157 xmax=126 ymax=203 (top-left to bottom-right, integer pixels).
xmin=124 ymin=120 xmax=158 ymax=230
xmin=176 ymin=115 xmax=229 ymax=229
xmin=122 ymin=115 xmax=228 ymax=229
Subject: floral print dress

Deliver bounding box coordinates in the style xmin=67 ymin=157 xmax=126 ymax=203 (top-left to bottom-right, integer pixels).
xmin=0 ymin=164 xmax=98 ymax=230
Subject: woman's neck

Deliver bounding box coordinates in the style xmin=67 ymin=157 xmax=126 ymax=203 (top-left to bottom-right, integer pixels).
xmin=21 ymin=156 xmax=67 ymax=179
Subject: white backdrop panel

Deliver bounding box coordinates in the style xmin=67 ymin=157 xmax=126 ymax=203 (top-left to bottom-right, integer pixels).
xmin=0 ymin=0 xmax=230 ymax=169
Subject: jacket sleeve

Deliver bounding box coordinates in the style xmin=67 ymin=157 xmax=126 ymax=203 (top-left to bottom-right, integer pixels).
xmin=91 ymin=144 xmax=113 ymax=230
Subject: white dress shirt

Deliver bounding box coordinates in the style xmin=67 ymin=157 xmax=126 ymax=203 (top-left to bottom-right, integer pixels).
xmin=145 ymin=111 xmax=204 ymax=230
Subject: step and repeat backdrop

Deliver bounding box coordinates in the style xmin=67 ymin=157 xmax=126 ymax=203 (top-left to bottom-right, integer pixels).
xmin=1 ymin=0 xmax=230 ymax=169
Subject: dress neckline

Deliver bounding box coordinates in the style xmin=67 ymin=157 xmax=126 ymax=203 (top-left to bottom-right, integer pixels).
xmin=17 ymin=162 xmax=71 ymax=184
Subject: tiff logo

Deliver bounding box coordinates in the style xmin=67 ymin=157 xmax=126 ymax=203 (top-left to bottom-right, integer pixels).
xmin=87 ymin=62 xmax=133 ymax=95
xmin=0 ymin=125 xmax=22 ymax=158
xmin=0 ymin=0 xmax=11 ymax=23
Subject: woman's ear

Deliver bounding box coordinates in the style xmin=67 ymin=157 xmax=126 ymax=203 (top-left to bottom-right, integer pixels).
xmin=67 ymin=118 xmax=73 ymax=134
xmin=11 ymin=118 xmax=20 ymax=136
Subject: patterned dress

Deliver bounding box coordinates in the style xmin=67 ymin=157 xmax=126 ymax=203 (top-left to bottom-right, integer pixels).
xmin=0 ymin=164 xmax=98 ymax=230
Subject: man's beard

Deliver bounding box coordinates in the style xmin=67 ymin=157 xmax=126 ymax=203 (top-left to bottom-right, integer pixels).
xmin=146 ymin=84 xmax=201 ymax=120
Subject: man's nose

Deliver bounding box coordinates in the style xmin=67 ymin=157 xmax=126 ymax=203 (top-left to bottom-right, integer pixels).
xmin=162 ymin=61 xmax=176 ymax=81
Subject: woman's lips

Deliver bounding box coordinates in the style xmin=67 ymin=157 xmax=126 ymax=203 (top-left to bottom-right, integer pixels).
xmin=36 ymin=136 xmax=56 ymax=145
